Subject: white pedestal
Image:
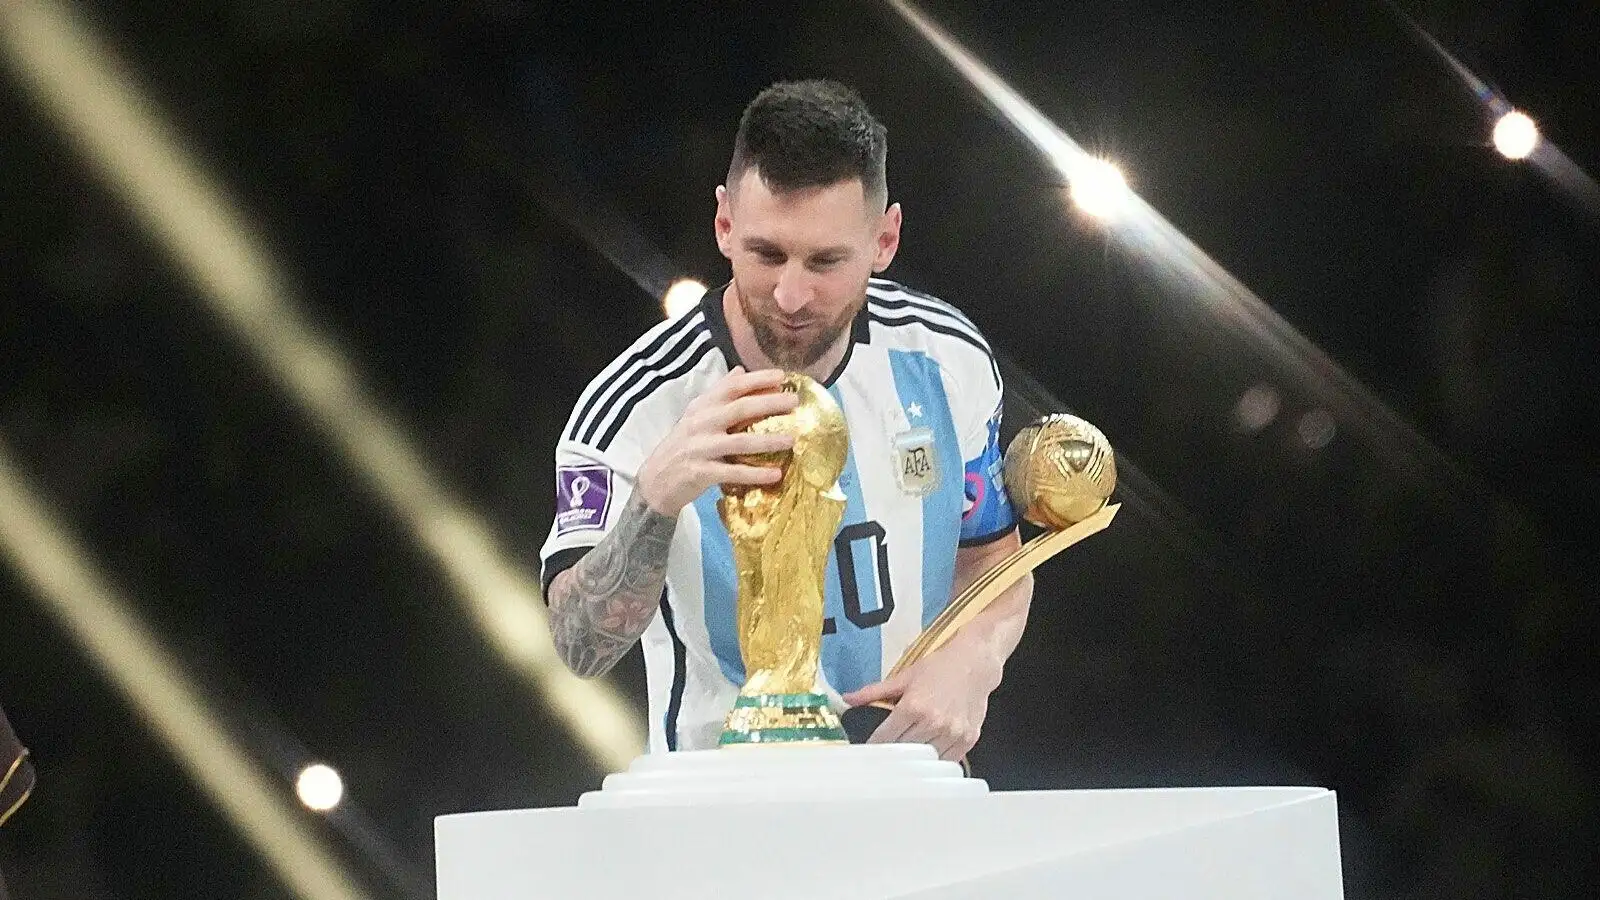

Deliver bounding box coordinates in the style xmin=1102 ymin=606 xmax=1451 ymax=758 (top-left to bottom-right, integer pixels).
xmin=436 ymin=745 xmax=1343 ymax=899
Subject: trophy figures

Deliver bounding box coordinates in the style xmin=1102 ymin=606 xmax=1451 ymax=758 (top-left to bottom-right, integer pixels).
xmin=717 ymin=372 xmax=851 ymax=746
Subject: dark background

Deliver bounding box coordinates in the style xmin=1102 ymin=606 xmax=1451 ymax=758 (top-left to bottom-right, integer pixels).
xmin=2 ymin=1 xmax=1596 ymax=897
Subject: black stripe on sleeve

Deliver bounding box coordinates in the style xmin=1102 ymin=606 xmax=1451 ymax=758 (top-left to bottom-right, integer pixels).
xmin=866 ymin=312 xmax=1003 ymax=389
xmin=867 ymin=284 xmax=988 ymax=342
xmin=594 ymin=341 xmax=717 ymax=451
xmin=568 ymin=312 xmax=704 ymax=443
xmin=658 ymin=590 xmax=687 ymax=752
xmin=580 ymin=325 xmax=710 ymax=446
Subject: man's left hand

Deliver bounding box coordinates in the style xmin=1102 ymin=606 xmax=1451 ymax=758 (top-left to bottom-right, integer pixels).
xmin=841 ymin=636 xmax=1003 ymax=762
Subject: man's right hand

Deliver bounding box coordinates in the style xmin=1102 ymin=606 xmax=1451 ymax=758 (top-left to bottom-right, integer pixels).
xmin=636 ymin=366 xmax=798 ymax=516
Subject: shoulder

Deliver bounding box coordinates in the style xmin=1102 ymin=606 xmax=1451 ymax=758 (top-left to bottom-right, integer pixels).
xmin=561 ymin=306 xmax=726 ymax=453
xmin=865 ymin=278 xmax=1000 ymax=390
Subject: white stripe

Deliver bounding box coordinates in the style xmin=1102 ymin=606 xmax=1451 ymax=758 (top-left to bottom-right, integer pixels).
xmin=639 ymin=612 xmax=673 ymax=754
xmin=662 ymin=501 xmax=740 ymax=752
xmin=867 ymin=280 xmax=986 ymax=341
xmin=840 ymin=358 xmax=927 ymax=678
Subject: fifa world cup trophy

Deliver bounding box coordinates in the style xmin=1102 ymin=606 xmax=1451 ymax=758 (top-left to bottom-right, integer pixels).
xmin=717 ymin=372 xmax=851 ymax=746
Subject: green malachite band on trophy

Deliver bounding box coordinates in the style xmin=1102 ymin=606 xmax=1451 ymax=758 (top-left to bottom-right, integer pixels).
xmin=719 ymin=727 xmax=847 ymax=744
xmin=719 ymin=693 xmax=847 ymax=746
xmin=730 ymin=693 xmax=831 ymax=709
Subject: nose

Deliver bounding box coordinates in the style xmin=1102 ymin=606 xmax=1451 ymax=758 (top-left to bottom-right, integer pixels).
xmin=772 ymin=262 xmax=812 ymax=315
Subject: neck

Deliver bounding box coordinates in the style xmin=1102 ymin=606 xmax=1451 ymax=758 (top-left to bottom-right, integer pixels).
xmin=723 ymin=283 xmax=852 ymax=383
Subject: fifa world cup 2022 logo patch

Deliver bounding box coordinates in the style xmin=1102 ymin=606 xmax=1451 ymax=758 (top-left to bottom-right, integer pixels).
xmin=555 ymin=465 xmax=612 ymax=535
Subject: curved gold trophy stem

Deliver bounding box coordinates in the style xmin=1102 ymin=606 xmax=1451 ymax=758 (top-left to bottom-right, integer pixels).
xmin=885 ymin=502 xmax=1120 ymax=680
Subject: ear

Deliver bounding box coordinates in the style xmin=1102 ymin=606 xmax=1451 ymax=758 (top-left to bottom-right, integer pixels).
xmin=714 ymin=184 xmax=734 ymax=260
xmin=872 ymin=202 xmax=902 ymax=273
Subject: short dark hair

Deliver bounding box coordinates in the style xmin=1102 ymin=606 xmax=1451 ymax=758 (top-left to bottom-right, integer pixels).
xmin=727 ymin=80 xmax=888 ymax=208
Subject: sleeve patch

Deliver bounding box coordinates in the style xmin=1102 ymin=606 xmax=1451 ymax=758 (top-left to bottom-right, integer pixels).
xmin=554 ymin=465 xmax=613 ymax=535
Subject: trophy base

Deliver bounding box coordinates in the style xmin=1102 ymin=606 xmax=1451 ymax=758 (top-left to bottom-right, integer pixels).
xmin=718 ymin=693 xmax=847 ymax=746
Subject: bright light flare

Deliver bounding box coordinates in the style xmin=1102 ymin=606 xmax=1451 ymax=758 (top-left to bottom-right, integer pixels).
xmin=885 ymin=0 xmax=1465 ymax=482
xmin=296 ymin=764 xmax=344 ymax=812
xmin=1069 ymin=159 xmax=1131 ymax=220
xmin=662 ymin=278 xmax=707 ymax=319
xmin=1493 ymin=111 xmax=1539 ymax=160
xmin=1233 ymin=384 xmax=1283 ymax=434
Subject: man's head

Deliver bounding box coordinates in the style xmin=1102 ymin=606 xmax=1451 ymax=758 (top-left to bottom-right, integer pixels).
xmin=715 ymin=80 xmax=901 ymax=371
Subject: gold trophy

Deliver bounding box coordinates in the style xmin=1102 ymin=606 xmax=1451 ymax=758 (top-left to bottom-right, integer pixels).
xmin=860 ymin=413 xmax=1120 ymax=719
xmin=717 ymin=372 xmax=851 ymax=746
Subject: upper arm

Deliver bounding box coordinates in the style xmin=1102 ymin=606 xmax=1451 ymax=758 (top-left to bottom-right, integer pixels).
xmin=944 ymin=341 xmax=1016 ymax=548
xmin=539 ymin=440 xmax=638 ymax=596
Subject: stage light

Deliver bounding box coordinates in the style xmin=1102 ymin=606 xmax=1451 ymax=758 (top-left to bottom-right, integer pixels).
xmin=296 ymin=764 xmax=344 ymax=812
xmin=1069 ymin=158 xmax=1130 ymax=220
xmin=1493 ymin=111 xmax=1538 ymax=160
xmin=1233 ymin=384 xmax=1282 ymax=434
xmin=0 ymin=444 xmax=373 ymax=900
xmin=662 ymin=278 xmax=707 ymax=319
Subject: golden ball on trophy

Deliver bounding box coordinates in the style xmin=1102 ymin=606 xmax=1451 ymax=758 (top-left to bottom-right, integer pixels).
xmin=1003 ymin=413 xmax=1117 ymax=530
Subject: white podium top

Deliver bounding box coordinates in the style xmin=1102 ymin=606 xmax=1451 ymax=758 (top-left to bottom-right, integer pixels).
xmin=437 ymin=746 xmax=1343 ymax=900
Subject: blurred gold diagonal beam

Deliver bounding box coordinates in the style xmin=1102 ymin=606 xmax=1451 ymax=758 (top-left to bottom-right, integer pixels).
xmin=0 ymin=0 xmax=642 ymax=770
xmin=0 ymin=443 xmax=375 ymax=900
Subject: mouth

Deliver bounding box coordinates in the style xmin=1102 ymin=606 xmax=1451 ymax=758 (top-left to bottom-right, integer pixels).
xmin=774 ymin=318 xmax=815 ymax=334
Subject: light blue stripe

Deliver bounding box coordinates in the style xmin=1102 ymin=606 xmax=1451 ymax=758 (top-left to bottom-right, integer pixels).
xmin=694 ymin=488 xmax=745 ymax=685
xmin=820 ymin=384 xmax=881 ymax=694
xmin=887 ymin=350 xmax=963 ymax=630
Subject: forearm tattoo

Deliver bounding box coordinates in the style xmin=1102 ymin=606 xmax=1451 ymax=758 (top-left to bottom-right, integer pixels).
xmin=548 ymin=493 xmax=677 ymax=677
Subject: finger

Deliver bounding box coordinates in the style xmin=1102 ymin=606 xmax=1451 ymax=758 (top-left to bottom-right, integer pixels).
xmin=933 ymin=723 xmax=978 ymax=762
xmin=866 ymin=704 xmax=916 ymax=744
xmin=716 ymin=366 xmax=787 ymax=400
xmin=897 ymin=714 xmax=944 ymax=748
xmin=713 ymin=430 xmax=795 ymax=457
xmin=935 ymin=736 xmax=971 ymax=763
xmin=702 ymin=462 xmax=784 ymax=485
xmin=717 ymin=391 xmax=800 ymax=430
xmin=842 ymin=674 xmax=906 ymax=707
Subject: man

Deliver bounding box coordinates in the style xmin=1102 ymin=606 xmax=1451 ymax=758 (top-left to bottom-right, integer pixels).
xmin=540 ymin=80 xmax=1031 ymax=762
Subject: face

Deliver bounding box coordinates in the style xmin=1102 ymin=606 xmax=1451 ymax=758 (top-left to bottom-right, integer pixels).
xmin=715 ymin=169 xmax=901 ymax=370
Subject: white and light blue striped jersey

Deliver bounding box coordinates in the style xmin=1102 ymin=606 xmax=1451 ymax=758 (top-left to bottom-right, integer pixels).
xmin=540 ymin=278 xmax=1017 ymax=753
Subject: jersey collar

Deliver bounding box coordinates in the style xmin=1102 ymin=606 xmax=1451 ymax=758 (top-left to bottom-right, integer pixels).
xmin=700 ymin=281 xmax=871 ymax=389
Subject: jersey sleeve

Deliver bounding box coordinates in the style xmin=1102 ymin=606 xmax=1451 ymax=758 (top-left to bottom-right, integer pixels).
xmin=958 ymin=386 xmax=1018 ymax=546
xmin=537 ymin=311 xmax=715 ymax=595
xmin=538 ymin=437 xmax=643 ymax=595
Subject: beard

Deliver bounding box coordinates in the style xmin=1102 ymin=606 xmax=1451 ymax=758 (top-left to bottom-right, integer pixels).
xmin=738 ymin=285 xmax=864 ymax=371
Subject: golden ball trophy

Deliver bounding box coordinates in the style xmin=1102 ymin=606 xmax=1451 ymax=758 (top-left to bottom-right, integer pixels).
xmin=840 ymin=413 xmax=1120 ymax=751
xmin=897 ymin=413 xmax=1120 ymax=673
xmin=715 ymin=373 xmax=1120 ymax=753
